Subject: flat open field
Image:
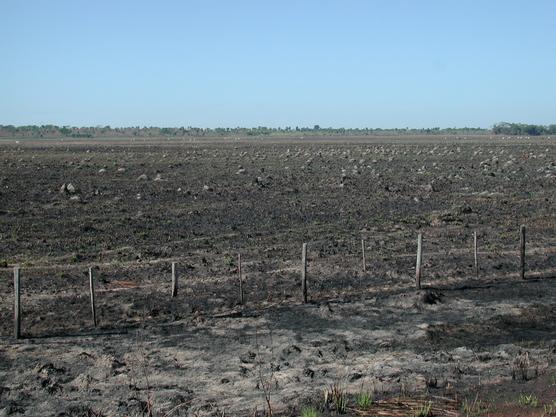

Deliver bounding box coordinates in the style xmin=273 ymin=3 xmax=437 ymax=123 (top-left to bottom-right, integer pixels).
xmin=0 ymin=135 xmax=555 ymax=416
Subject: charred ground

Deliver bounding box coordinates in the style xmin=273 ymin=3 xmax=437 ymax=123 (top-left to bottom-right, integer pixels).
xmin=0 ymin=135 xmax=555 ymax=416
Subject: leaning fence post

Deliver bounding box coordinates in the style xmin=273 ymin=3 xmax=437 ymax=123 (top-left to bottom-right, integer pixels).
xmin=519 ymin=225 xmax=526 ymax=280
xmin=89 ymin=267 xmax=97 ymax=327
xmin=361 ymin=239 xmax=367 ymax=273
xmin=474 ymin=230 xmax=479 ymax=278
xmin=171 ymin=262 xmax=178 ymax=297
xmin=238 ymin=253 xmax=244 ymax=305
xmin=301 ymin=243 xmax=308 ymax=303
xmin=415 ymin=233 xmax=423 ymax=289
xmin=14 ymin=267 xmax=21 ymax=339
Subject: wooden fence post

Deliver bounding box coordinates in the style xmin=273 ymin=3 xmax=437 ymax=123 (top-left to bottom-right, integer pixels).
xmin=361 ymin=239 xmax=367 ymax=273
xmin=238 ymin=253 xmax=244 ymax=305
xmin=89 ymin=267 xmax=97 ymax=327
xmin=474 ymin=231 xmax=479 ymax=278
xmin=171 ymin=262 xmax=178 ymax=297
xmin=14 ymin=267 xmax=21 ymax=339
xmin=301 ymin=243 xmax=308 ymax=303
xmin=520 ymin=225 xmax=526 ymax=280
xmin=415 ymin=233 xmax=423 ymax=289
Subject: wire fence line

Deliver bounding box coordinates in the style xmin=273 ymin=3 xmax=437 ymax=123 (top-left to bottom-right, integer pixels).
xmin=3 ymin=224 xmax=555 ymax=339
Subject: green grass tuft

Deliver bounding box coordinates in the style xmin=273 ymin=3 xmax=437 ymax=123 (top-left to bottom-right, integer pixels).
xmin=356 ymin=391 xmax=373 ymax=409
xmin=299 ymin=406 xmax=321 ymax=417
xmin=518 ymin=393 xmax=539 ymax=408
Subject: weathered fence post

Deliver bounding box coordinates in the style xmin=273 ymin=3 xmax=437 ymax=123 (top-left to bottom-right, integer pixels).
xmin=474 ymin=230 xmax=479 ymax=278
xmin=171 ymin=262 xmax=178 ymax=297
xmin=14 ymin=267 xmax=21 ymax=339
xmin=301 ymin=243 xmax=308 ymax=303
xmin=415 ymin=233 xmax=423 ymax=289
xmin=361 ymin=239 xmax=367 ymax=273
xmin=238 ymin=253 xmax=244 ymax=305
xmin=520 ymin=225 xmax=526 ymax=280
xmin=89 ymin=267 xmax=97 ymax=327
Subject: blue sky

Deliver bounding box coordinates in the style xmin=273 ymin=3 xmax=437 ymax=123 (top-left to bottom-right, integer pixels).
xmin=1 ymin=1 xmax=555 ymax=128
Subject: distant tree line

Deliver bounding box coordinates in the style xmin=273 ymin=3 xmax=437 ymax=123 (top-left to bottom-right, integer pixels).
xmin=0 ymin=123 xmax=553 ymax=138
xmin=0 ymin=124 xmax=488 ymax=138
xmin=492 ymin=122 xmax=556 ymax=136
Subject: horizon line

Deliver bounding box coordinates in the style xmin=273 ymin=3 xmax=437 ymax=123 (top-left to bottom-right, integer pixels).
xmin=3 ymin=122 xmax=554 ymax=130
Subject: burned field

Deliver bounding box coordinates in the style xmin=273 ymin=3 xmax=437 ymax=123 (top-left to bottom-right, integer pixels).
xmin=0 ymin=136 xmax=555 ymax=416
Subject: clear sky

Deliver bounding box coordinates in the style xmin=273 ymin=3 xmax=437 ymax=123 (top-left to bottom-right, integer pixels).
xmin=1 ymin=1 xmax=555 ymax=128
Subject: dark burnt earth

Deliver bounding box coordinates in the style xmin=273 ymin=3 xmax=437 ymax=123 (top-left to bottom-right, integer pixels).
xmin=0 ymin=135 xmax=555 ymax=416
